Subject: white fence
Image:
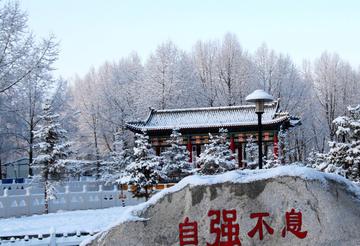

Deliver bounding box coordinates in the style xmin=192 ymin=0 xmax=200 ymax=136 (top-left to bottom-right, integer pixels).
xmin=0 ymin=230 xmax=94 ymax=246
xmin=0 ymin=183 xmax=145 ymax=218
xmin=0 ymin=179 xmax=100 ymax=196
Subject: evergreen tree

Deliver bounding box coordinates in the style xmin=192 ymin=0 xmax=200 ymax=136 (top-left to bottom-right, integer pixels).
xmin=100 ymin=130 xmax=132 ymax=185
xmin=32 ymin=103 xmax=71 ymax=213
xmin=197 ymin=128 xmax=236 ymax=175
xmin=245 ymin=135 xmax=258 ymax=169
xmin=160 ymin=128 xmax=192 ymax=182
xmin=123 ymin=131 xmax=160 ymax=200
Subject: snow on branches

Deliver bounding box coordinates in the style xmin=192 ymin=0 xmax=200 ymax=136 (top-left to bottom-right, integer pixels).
xmin=32 ymin=103 xmax=72 ymax=213
xmin=159 ymin=128 xmax=192 ymax=182
xmin=245 ymin=135 xmax=258 ymax=169
xmin=310 ymin=105 xmax=360 ymax=183
xmin=197 ymin=128 xmax=236 ymax=175
xmin=100 ymin=131 xmax=132 ymax=185
xmin=264 ymin=128 xmax=287 ymax=169
xmin=122 ymin=131 xmax=160 ymax=200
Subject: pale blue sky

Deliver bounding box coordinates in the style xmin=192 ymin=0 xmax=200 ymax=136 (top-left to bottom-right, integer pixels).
xmin=20 ymin=0 xmax=360 ymax=79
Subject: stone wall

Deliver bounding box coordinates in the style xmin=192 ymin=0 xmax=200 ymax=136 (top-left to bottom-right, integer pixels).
xmin=0 ymin=184 xmax=145 ymax=218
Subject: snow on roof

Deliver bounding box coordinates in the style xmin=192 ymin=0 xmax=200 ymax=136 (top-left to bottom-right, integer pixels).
xmin=126 ymin=101 xmax=289 ymax=131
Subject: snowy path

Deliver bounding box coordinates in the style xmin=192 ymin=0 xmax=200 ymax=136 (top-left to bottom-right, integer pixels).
xmin=0 ymin=206 xmax=132 ymax=237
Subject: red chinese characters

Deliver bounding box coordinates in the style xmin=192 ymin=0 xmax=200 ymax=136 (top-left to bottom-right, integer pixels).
xmin=179 ymin=217 xmax=198 ymax=246
xmin=178 ymin=208 xmax=308 ymax=245
xmin=281 ymin=208 xmax=308 ymax=239
xmin=207 ymin=209 xmax=241 ymax=246
xmin=247 ymin=212 xmax=274 ymax=240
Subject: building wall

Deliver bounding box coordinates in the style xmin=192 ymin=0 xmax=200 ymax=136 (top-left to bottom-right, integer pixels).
xmin=150 ymin=130 xmax=279 ymax=168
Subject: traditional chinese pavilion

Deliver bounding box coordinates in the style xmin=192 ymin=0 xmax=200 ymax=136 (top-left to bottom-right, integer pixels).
xmin=126 ymin=100 xmax=298 ymax=167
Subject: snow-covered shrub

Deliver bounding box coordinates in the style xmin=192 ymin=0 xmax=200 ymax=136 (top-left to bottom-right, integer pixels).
xmin=264 ymin=151 xmax=281 ymax=169
xmin=160 ymin=128 xmax=192 ymax=182
xmin=306 ymin=150 xmax=345 ymax=175
xmin=306 ymin=150 xmax=324 ymax=168
xmin=197 ymin=128 xmax=236 ymax=175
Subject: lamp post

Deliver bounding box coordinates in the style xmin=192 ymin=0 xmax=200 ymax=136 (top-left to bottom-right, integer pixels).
xmin=245 ymin=89 xmax=274 ymax=169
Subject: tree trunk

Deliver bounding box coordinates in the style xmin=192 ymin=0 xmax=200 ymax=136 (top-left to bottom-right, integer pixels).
xmin=0 ymin=159 xmax=2 ymax=179
xmin=90 ymin=114 xmax=101 ymax=179
xmin=145 ymin=186 xmax=149 ymax=201
xmin=28 ymin=122 xmax=34 ymax=177
xmin=102 ymin=131 xmax=112 ymax=152
xmin=44 ymin=180 xmax=49 ymax=214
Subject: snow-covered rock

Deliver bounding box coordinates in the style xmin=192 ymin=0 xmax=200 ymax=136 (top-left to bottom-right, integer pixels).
xmin=85 ymin=166 xmax=360 ymax=246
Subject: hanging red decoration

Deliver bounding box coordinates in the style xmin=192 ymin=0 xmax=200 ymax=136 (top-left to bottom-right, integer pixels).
xmin=187 ymin=138 xmax=192 ymax=163
xmin=230 ymin=136 xmax=235 ymax=153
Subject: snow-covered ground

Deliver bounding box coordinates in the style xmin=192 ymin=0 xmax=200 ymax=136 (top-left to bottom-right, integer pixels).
xmin=0 ymin=206 xmax=133 ymax=237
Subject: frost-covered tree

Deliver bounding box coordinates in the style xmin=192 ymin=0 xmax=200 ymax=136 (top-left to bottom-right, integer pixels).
xmin=160 ymin=128 xmax=192 ymax=182
xmin=123 ymin=131 xmax=160 ymax=200
xmin=245 ymin=135 xmax=258 ymax=169
xmin=71 ymin=54 xmax=142 ymax=167
xmin=0 ymin=1 xmax=59 ymax=176
xmin=197 ymin=128 xmax=236 ymax=175
xmin=72 ymin=69 xmax=103 ymax=178
xmin=64 ymin=159 xmax=95 ymax=180
xmin=253 ymin=43 xmax=312 ymax=161
xmin=144 ymin=41 xmax=182 ymax=109
xmin=217 ymin=33 xmax=252 ymax=106
xmin=0 ymin=1 xmax=58 ymax=94
xmin=193 ymin=40 xmax=219 ymax=107
xmin=32 ymin=103 xmax=71 ymax=213
xmin=1 ymin=75 xmax=52 ymax=176
xmin=310 ymin=52 xmax=358 ymax=140
xmin=100 ymin=131 xmax=132 ymax=185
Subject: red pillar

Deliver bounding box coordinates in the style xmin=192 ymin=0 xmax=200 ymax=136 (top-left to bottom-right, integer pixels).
xmin=238 ymin=145 xmax=243 ymax=168
xmin=187 ymin=138 xmax=192 ymax=163
xmin=155 ymin=146 xmax=161 ymax=156
xmin=230 ymin=135 xmax=235 ymax=153
xmin=273 ymin=133 xmax=278 ymax=159
xmin=196 ymin=145 xmax=201 ymax=157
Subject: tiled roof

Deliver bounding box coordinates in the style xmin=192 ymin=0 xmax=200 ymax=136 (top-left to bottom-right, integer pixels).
xmin=126 ymin=101 xmax=289 ymax=131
